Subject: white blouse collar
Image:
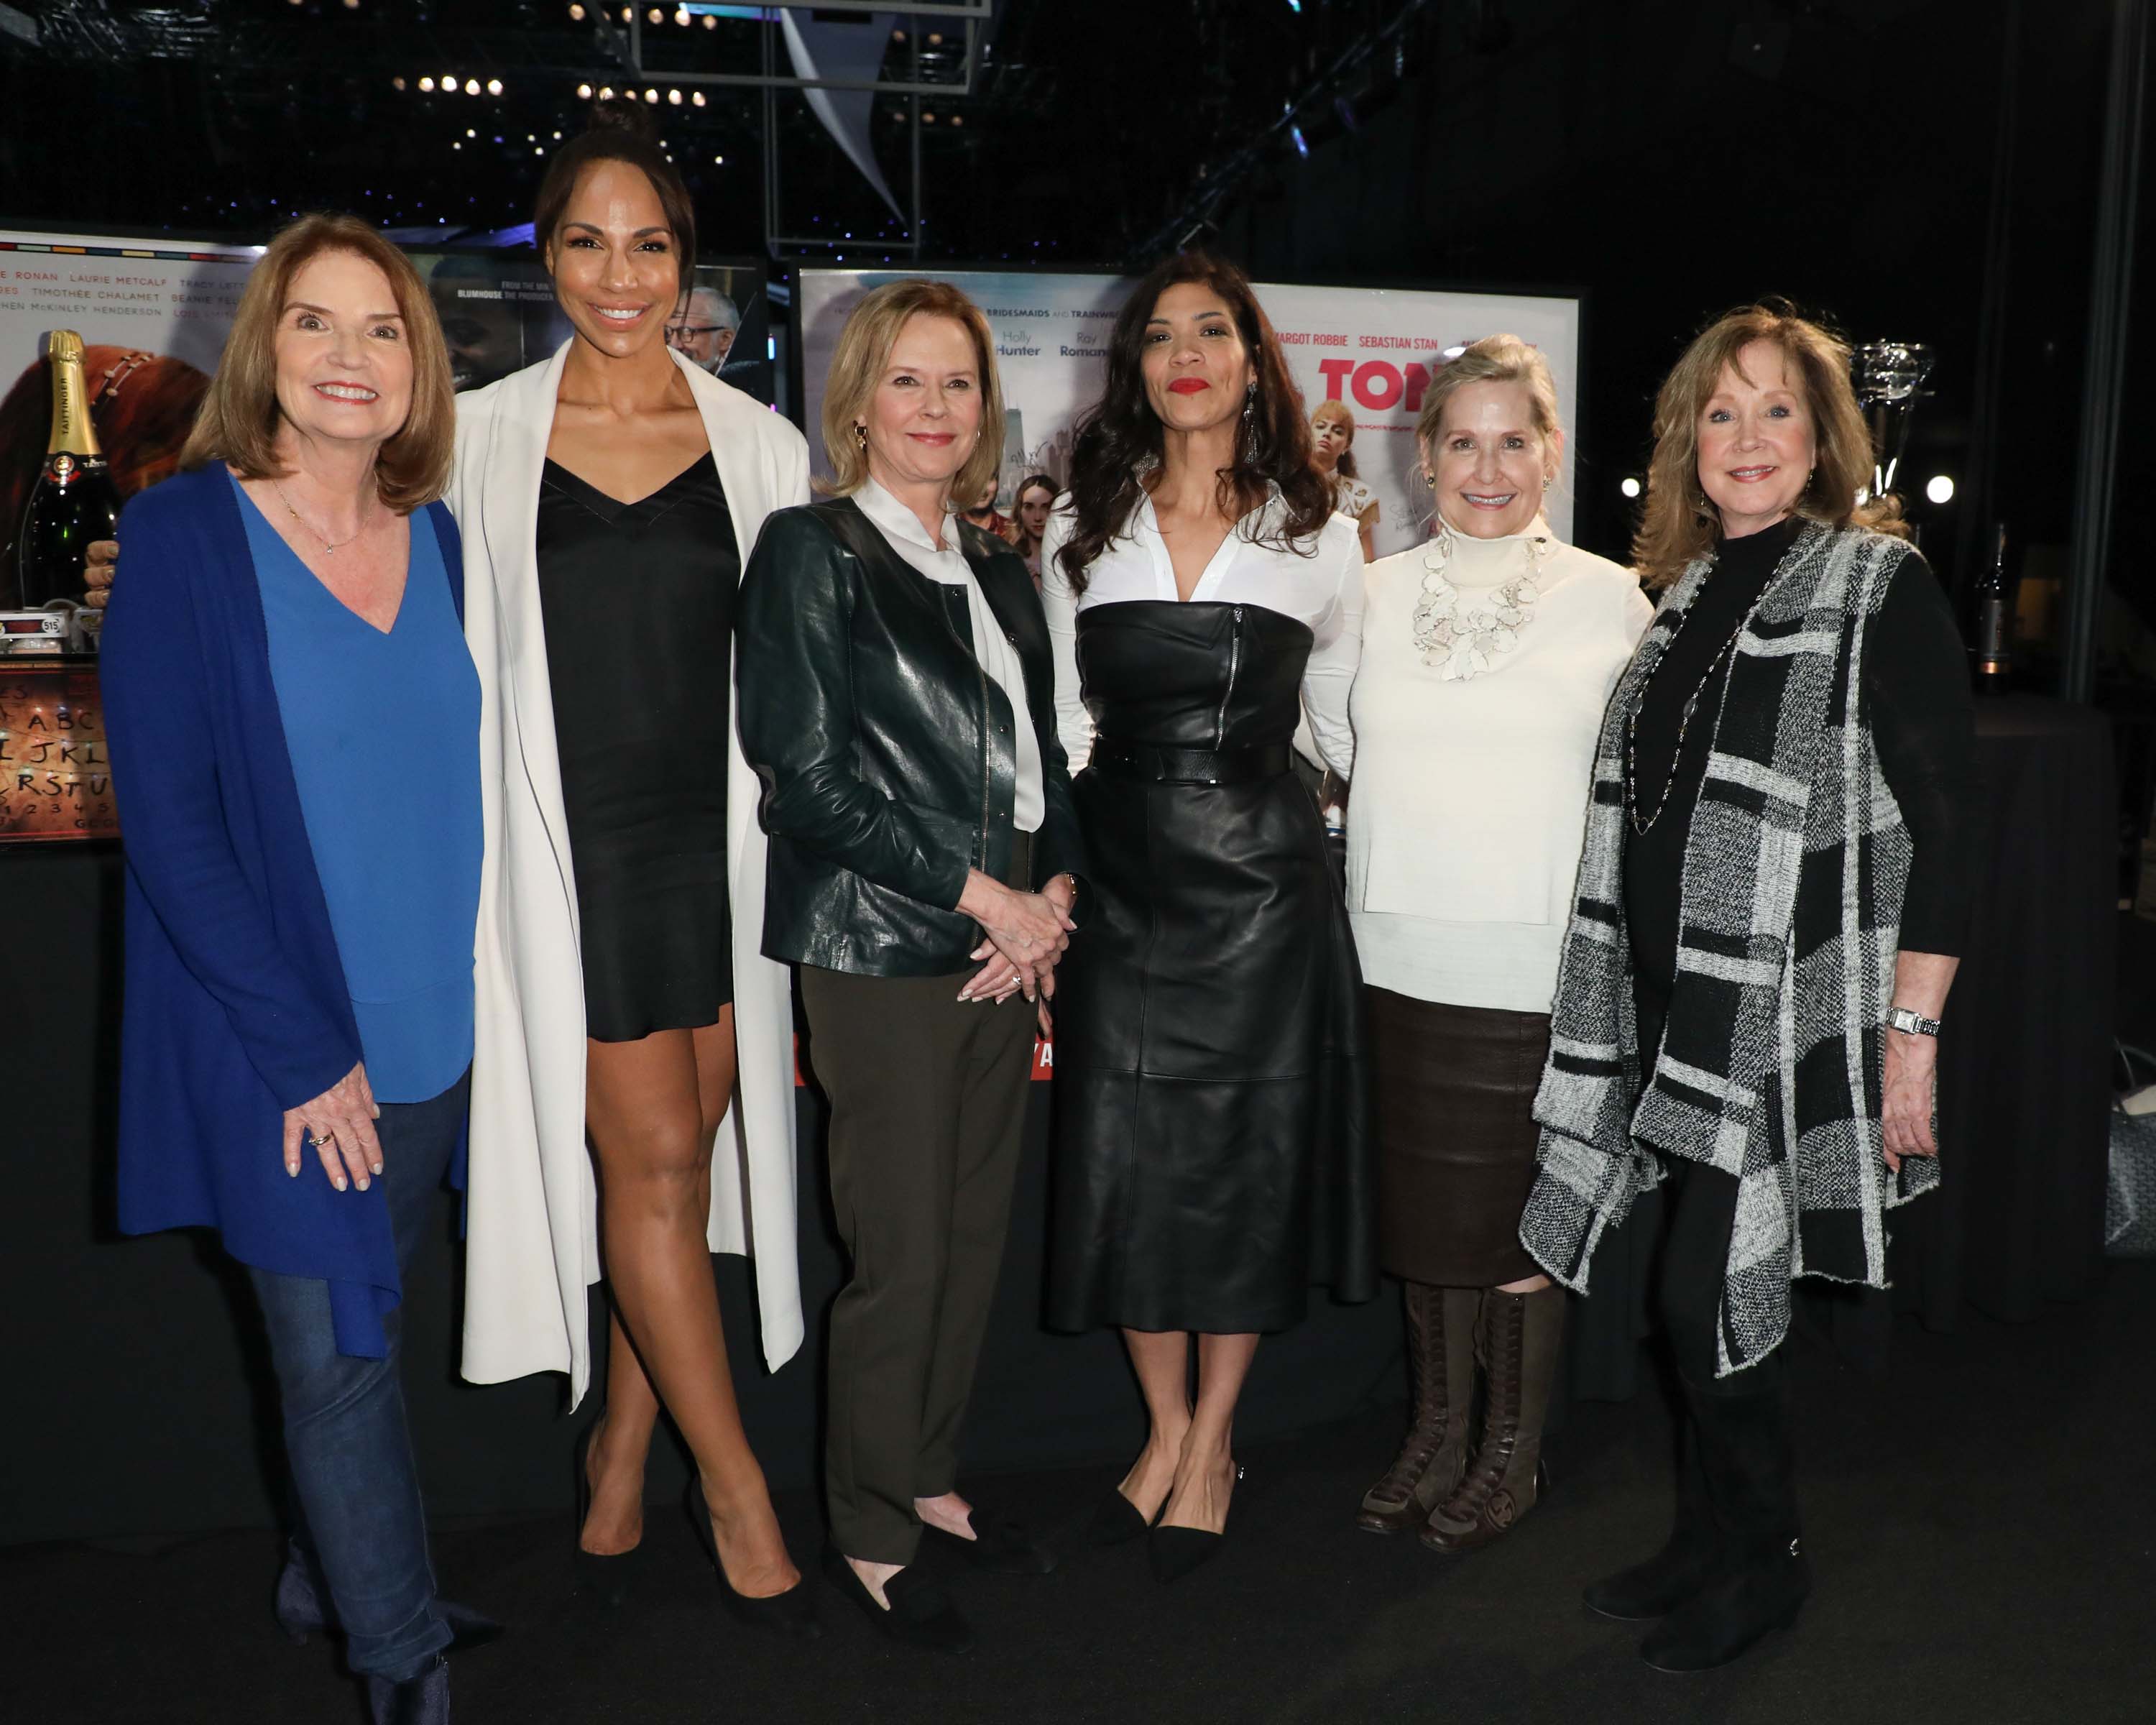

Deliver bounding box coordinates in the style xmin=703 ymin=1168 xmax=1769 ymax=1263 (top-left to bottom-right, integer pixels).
xmin=856 ymin=476 xmax=959 ymax=557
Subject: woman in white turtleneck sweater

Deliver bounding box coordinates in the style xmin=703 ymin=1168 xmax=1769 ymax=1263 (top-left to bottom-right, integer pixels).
xmin=1348 ymin=335 xmax=1651 ymax=1556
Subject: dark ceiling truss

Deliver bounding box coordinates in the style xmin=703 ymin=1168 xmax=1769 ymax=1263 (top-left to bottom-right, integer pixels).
xmin=11 ymin=1 xmax=982 ymax=91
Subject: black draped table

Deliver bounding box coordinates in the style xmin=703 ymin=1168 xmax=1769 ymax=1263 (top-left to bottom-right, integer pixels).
xmin=1565 ymin=694 xmax=2118 ymax=1399
xmin=1885 ymin=694 xmax=2116 ymax=1325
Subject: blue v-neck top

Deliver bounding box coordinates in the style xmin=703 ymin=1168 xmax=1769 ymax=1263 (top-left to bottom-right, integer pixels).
xmin=103 ymin=465 xmax=472 ymax=1360
xmin=234 ymin=472 xmax=481 ymax=1103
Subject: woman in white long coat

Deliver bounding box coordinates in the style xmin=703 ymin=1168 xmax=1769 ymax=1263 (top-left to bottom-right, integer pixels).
xmin=449 ymin=106 xmax=814 ymax=1631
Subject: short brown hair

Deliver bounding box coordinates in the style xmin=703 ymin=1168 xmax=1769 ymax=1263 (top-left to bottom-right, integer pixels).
xmin=535 ymin=101 xmax=696 ymax=277
xmin=1634 ymin=303 xmax=1906 ymax=589
xmin=1414 ymin=333 xmax=1563 ymax=464
xmin=180 ymin=213 xmax=454 ymax=512
xmin=819 ymin=279 xmax=1005 ymax=508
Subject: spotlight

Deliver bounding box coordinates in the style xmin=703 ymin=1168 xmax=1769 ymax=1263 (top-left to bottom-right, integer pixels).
xmin=923 ymin=111 xmax=936 ymax=123
xmin=691 ymin=91 xmax=706 ymax=106
xmin=645 ymin=88 xmax=659 ymax=103
xmin=466 ymin=127 xmax=476 ymax=137
xmin=951 ymin=115 xmax=964 ymax=127
xmin=392 ymin=76 xmax=407 ymax=91
xmin=929 ymin=32 xmax=943 ymax=45
xmin=1620 ymin=477 xmax=1642 ymax=499
xmin=648 ymin=6 xmax=663 ymax=20
xmin=442 ymin=70 xmax=456 ymax=87
xmin=418 ymin=77 xmax=434 ymax=91
xmin=713 ymin=153 xmax=725 ymax=164
xmin=487 ymin=78 xmax=503 ymax=96
xmin=702 ymin=12 xmax=716 ymax=25
xmin=464 ymin=78 xmax=481 ymax=94
xmin=599 ymin=85 xmax=614 ymax=99
xmin=1926 ymin=474 xmax=1955 ymax=504
xmin=674 ymin=6 xmax=690 ymax=22
xmin=577 ymin=83 xmax=591 ymax=98
xmin=668 ymin=88 xmax=682 ymax=104
xmin=344 ymin=0 xmax=360 ymax=9
xmin=568 ymin=3 xmax=585 ymax=17
xmin=1290 ymin=124 xmax=1309 ymax=157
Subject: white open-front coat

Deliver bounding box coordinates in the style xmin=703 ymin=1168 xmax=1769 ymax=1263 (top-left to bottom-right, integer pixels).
xmin=449 ymin=344 xmax=809 ymax=1403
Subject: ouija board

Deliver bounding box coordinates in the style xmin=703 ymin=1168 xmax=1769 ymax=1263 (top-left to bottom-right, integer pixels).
xmin=0 ymin=662 xmax=116 ymax=841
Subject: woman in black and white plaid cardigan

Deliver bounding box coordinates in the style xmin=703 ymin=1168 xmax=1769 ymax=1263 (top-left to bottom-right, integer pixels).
xmin=1521 ymin=305 xmax=1978 ymax=1673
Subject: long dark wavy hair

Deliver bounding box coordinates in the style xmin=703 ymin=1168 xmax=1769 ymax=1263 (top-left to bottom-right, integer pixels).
xmin=1056 ymin=251 xmax=1331 ymax=593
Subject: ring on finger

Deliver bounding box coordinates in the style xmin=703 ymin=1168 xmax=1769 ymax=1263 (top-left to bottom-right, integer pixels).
xmin=310 ymin=1131 xmax=333 ymax=1147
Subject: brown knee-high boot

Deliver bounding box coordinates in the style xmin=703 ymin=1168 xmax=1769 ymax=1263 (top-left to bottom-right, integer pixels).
xmin=1357 ymin=1283 xmax=1478 ymax=1535
xmin=1421 ymin=1283 xmax=1563 ymax=1553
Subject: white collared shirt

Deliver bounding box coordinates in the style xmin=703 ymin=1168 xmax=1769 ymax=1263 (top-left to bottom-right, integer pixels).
xmin=852 ymin=477 xmax=1044 ymax=833
xmin=1038 ymin=489 xmax=1364 ymax=776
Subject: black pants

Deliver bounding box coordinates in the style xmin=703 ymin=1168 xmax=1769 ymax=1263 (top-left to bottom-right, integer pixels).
xmin=1639 ymin=987 xmax=1782 ymax=1399
xmin=799 ymin=834 xmax=1037 ymax=1565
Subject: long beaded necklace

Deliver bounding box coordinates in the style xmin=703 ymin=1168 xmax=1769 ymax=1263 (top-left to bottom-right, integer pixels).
xmin=1622 ymin=591 xmax=1769 ymax=837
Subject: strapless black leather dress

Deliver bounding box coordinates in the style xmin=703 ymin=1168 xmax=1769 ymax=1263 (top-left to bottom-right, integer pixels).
xmin=1046 ymin=599 xmax=1376 ymax=1334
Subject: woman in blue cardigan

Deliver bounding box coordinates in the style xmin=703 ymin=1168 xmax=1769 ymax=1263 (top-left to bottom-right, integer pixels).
xmin=100 ymin=215 xmax=490 ymax=1724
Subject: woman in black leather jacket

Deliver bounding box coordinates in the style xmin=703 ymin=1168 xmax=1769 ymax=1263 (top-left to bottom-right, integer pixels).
xmin=737 ymin=279 xmax=1088 ymax=1656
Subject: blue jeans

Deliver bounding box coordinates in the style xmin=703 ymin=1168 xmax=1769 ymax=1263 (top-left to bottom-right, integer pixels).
xmin=247 ymin=1068 xmax=468 ymax=1681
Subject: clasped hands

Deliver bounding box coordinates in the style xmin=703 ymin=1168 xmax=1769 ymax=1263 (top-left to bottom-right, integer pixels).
xmin=955 ymin=868 xmax=1077 ymax=1032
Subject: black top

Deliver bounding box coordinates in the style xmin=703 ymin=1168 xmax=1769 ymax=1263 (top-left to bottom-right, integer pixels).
xmin=1624 ymin=517 xmax=1980 ymax=1003
xmin=535 ymin=454 xmax=739 ymax=1040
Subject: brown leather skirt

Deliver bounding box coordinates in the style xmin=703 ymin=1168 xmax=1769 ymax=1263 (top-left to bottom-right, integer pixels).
xmin=1368 ymin=986 xmax=1550 ymax=1288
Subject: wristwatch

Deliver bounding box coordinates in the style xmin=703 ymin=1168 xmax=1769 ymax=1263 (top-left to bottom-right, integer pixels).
xmin=1885 ymin=1006 xmax=1942 ymax=1038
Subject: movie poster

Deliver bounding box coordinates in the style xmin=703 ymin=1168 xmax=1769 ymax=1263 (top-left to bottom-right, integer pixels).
xmin=796 ymin=269 xmax=1581 ymax=556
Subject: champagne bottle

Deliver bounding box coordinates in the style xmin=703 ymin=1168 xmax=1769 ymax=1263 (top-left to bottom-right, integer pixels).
xmin=11 ymin=331 xmax=119 ymax=611
xmin=1972 ymin=522 xmax=2013 ymax=696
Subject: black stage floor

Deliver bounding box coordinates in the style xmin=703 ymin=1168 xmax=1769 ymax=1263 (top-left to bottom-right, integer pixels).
xmin=12 ymin=1261 xmax=2155 ymax=1725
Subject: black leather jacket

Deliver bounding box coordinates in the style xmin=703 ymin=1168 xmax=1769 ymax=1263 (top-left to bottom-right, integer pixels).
xmin=737 ymin=495 xmax=1089 ymax=977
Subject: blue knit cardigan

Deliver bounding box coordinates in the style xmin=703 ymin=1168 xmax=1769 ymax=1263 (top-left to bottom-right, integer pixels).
xmin=99 ymin=465 xmax=465 ymax=1358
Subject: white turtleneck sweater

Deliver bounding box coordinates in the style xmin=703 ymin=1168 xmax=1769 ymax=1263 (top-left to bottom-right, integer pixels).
xmin=1345 ymin=517 xmax=1652 ymax=1014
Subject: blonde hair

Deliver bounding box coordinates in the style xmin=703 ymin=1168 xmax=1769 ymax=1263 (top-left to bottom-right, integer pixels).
xmin=1414 ymin=333 xmax=1562 ymax=469
xmin=1310 ymin=399 xmax=1358 ymax=481
xmin=819 ymin=279 xmax=1005 ymax=508
xmin=181 ymin=214 xmax=454 ymax=512
xmin=1634 ymin=303 xmax=1907 ymax=589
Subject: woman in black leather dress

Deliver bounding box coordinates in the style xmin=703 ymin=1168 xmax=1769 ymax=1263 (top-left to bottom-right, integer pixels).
xmin=1039 ymin=252 xmax=1375 ymax=1581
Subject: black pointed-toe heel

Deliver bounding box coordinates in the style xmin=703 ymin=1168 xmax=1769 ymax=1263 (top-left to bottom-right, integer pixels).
xmin=1074 ymin=1486 xmax=1153 ymax=1552
xmin=823 ymin=1547 xmax=976 ymax=1655
xmin=572 ymin=1420 xmax=638 ymax=1608
xmin=1147 ymin=1465 xmax=1245 ymax=1584
xmin=686 ymin=1478 xmax=821 ymax=1639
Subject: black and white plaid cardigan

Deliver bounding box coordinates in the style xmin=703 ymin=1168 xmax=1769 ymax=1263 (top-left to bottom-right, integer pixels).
xmin=1520 ymin=520 xmax=1940 ymax=1376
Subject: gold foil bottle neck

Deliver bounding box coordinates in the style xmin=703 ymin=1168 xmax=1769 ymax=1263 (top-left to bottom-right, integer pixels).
xmin=45 ymin=328 xmax=103 ymax=460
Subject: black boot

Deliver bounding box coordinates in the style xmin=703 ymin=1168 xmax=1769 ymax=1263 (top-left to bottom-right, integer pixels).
xmin=1583 ymin=1411 xmax=1718 ymax=1620
xmin=1639 ymin=1363 xmax=1811 ymax=1672
xmin=364 ymin=1653 xmax=449 ymax=1725
xmin=1357 ymin=1284 xmax=1477 ymax=1535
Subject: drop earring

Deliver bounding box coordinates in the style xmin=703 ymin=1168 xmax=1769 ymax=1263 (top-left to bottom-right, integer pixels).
xmin=854 ymin=423 xmax=869 ymax=451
